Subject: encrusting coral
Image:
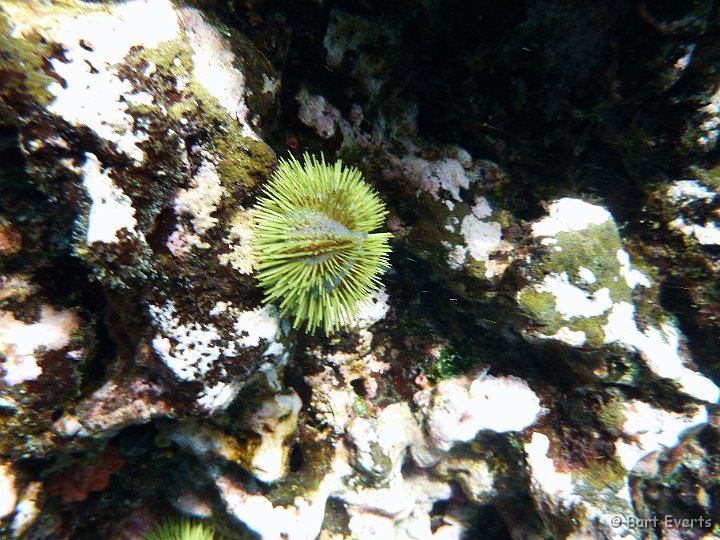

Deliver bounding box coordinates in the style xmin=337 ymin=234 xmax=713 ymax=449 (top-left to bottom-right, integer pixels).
xmin=253 ymin=153 xmax=391 ymax=334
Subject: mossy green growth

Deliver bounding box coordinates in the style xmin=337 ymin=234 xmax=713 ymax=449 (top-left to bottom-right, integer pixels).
xmin=253 ymin=153 xmax=392 ymax=334
xmin=582 ymin=456 xmax=628 ymax=491
xmin=0 ymin=9 xmax=56 ymax=109
xmin=143 ymin=517 xmax=216 ymax=540
xmin=212 ymin=126 xmax=276 ymax=195
xmin=353 ymin=394 xmax=369 ymax=416
xmin=518 ymin=220 xmax=634 ymax=348
xmin=427 ymin=342 xmax=478 ymax=382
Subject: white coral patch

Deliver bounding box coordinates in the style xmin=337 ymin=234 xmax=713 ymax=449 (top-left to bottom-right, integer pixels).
xmin=525 ymin=432 xmax=580 ymax=506
xmin=670 ymin=217 xmax=720 ymax=245
xmin=577 ymin=266 xmax=597 ymax=285
xmin=543 ymin=327 xmax=587 ymax=347
xmin=296 ymin=89 xmax=341 ymax=139
xmin=401 ymin=156 xmax=473 ymax=202
xmin=10 ymin=481 xmax=41 ymax=536
xmin=534 ymin=273 xmax=613 ymax=320
xmin=471 ymin=196 xmax=493 ymax=218
xmin=0 ymin=306 xmax=80 ymax=386
xmin=150 ymin=300 xmax=285 ymax=398
xmin=218 ymin=208 xmax=256 ymax=274
xmin=604 ymin=302 xmax=719 ymax=402
xmin=216 ymin=470 xmax=335 ymax=540
xmin=0 ymin=462 xmax=17 ymax=520
xmin=5 ymin=0 xmax=182 ymax=162
xmin=247 ymin=393 xmax=302 ymax=483
xmin=667 ymin=180 xmax=716 ymax=204
xmin=691 ymin=222 xmax=720 ymax=245
xmin=181 ymin=8 xmax=256 ymax=139
xmin=532 ymin=198 xmax=611 ymax=238
xmin=423 ymin=374 xmax=541 ymax=453
xmin=616 ymin=250 xmax=651 ymax=289
xmin=81 ymin=153 xmax=139 ymax=244
xmin=149 ymin=301 xmax=232 ymax=382
xmin=614 ymin=401 xmax=708 ymax=471
xmin=197 ymin=381 xmax=243 ymax=412
xmin=174 ymin=160 xmax=224 ymax=235
xmin=446 ymin=244 xmax=468 ymax=270
xmin=697 ymin=86 xmax=720 ymax=148
xmin=232 ymin=306 xmax=283 ymax=349
xmin=351 ymin=288 xmax=390 ymax=329
xmin=460 ymin=214 xmax=507 ymax=278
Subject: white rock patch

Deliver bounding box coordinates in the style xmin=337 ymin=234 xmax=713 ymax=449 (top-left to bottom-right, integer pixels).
xmin=419 ymin=374 xmax=541 ymax=454
xmin=173 ymin=160 xmax=224 ymax=236
xmin=401 ymin=156 xmax=473 ymax=202
xmin=525 ymin=432 xmax=580 ymax=507
xmin=533 ymin=273 xmax=613 ymax=320
xmin=604 ymin=302 xmax=720 ymax=402
xmin=181 ymin=8 xmax=256 ymax=139
xmin=532 ymin=198 xmax=611 ymax=237
xmin=81 ymin=153 xmax=139 ymax=244
xmin=4 ymin=0 xmax=181 ymax=162
xmin=0 ymin=462 xmax=17 ymax=520
xmin=0 ymin=306 xmax=80 ymax=386
xmin=614 ymin=400 xmax=708 ymax=471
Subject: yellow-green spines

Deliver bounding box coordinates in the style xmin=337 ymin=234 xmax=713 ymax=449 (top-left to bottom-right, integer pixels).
xmin=143 ymin=517 xmax=216 ymax=540
xmin=253 ymin=153 xmax=392 ymax=334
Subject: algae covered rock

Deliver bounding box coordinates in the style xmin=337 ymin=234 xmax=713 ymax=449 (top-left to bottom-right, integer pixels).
xmin=3 ymin=0 xmax=720 ymax=538
xmin=517 ymin=197 xmax=718 ymax=403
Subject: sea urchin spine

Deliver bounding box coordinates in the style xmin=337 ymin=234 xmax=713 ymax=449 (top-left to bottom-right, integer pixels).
xmin=253 ymin=153 xmax=392 ymax=334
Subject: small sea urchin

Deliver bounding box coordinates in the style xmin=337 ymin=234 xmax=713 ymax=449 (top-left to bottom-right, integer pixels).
xmin=253 ymin=153 xmax=392 ymax=334
xmin=142 ymin=517 xmax=216 ymax=540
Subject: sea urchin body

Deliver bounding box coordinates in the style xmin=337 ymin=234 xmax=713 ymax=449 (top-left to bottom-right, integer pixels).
xmin=253 ymin=154 xmax=392 ymax=334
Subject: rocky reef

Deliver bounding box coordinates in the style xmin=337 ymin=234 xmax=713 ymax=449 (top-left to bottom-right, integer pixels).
xmin=1 ymin=0 xmax=719 ymax=539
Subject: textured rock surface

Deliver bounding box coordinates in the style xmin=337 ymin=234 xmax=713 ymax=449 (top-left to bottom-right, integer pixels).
xmin=1 ymin=0 xmax=720 ymax=539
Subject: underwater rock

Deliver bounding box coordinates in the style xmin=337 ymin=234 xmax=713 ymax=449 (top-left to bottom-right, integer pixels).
xmin=524 ymin=400 xmax=711 ymax=540
xmin=2 ymin=0 xmax=720 ymax=538
xmin=0 ymin=0 xmax=282 ymax=409
xmin=70 ymin=376 xmax=173 ymax=436
xmin=147 ymin=300 xmax=287 ymax=413
xmin=168 ymin=389 xmax=301 ymax=484
xmin=414 ymin=372 xmax=541 ymax=462
xmin=45 ymin=445 xmax=124 ymax=504
xmin=0 ymin=462 xmax=17 ymax=520
xmin=0 ymin=278 xmax=95 ymax=461
xmin=518 ymin=197 xmax=718 ymax=403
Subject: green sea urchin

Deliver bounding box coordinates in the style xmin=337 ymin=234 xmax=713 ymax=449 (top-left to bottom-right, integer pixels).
xmin=142 ymin=517 xmax=216 ymax=540
xmin=253 ymin=153 xmax=392 ymax=334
